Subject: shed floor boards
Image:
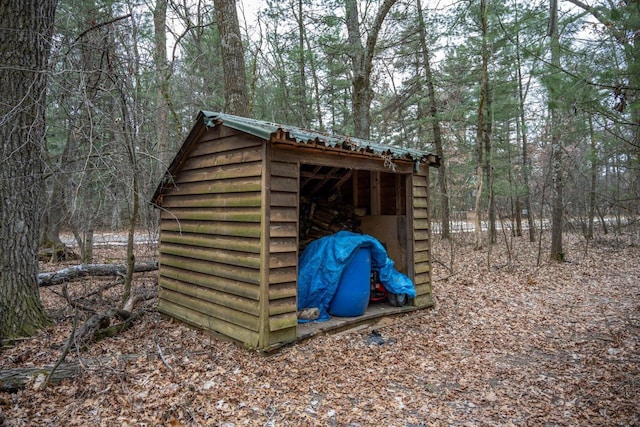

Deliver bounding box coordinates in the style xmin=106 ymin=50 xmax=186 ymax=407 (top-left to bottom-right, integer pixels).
xmin=296 ymin=303 xmax=419 ymax=341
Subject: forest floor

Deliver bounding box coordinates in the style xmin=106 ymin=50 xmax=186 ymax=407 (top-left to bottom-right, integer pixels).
xmin=1 ymin=230 xmax=639 ymax=426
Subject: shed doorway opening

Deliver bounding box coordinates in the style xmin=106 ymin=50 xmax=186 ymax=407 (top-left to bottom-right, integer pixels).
xmin=298 ymin=164 xmax=410 ymax=275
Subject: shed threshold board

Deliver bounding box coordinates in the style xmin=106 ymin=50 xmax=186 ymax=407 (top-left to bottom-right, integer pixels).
xmin=296 ymin=303 xmax=420 ymax=341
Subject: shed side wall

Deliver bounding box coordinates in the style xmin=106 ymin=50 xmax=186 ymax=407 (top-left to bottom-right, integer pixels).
xmin=412 ymin=166 xmax=433 ymax=307
xmin=266 ymin=154 xmax=299 ymax=347
xmin=158 ymin=127 xmax=263 ymax=347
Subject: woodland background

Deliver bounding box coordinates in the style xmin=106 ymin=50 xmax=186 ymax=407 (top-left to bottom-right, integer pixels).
xmin=32 ymin=0 xmax=640 ymax=256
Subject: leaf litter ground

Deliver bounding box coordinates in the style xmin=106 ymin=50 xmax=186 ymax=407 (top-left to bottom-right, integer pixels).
xmin=1 ymin=232 xmax=639 ymax=426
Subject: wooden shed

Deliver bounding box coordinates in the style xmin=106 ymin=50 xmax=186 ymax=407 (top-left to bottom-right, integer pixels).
xmin=152 ymin=111 xmax=440 ymax=351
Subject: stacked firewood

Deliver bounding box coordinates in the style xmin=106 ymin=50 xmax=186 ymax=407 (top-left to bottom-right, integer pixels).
xmin=299 ymin=195 xmax=362 ymax=250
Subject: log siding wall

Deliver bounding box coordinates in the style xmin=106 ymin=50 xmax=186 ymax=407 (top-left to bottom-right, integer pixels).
xmin=412 ymin=166 xmax=433 ymax=307
xmin=158 ymin=128 xmax=264 ymax=347
xmin=266 ymin=156 xmax=299 ymax=347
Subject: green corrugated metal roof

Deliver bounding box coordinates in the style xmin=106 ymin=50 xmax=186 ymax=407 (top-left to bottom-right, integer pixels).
xmin=201 ymin=111 xmax=438 ymax=165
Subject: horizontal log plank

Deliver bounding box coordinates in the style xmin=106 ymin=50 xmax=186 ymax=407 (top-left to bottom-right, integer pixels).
xmin=272 ymin=145 xmax=415 ymax=173
xmin=160 ymin=207 xmax=261 ymax=223
xmin=414 ymin=240 xmax=430 ymax=252
xmin=161 ymin=231 xmax=261 ymax=254
xmin=163 ymin=177 xmax=262 ymax=197
xmin=268 ymin=281 xmax=297 ymax=299
xmin=270 ymin=223 xmax=297 ymax=238
xmin=269 ymin=312 xmax=298 ymax=332
xmin=158 ymin=299 xmax=259 ymax=347
xmin=160 ymin=264 xmax=260 ymax=300
xmin=271 ymin=176 xmax=298 ymax=193
xmin=175 ymin=160 xmax=262 ymax=184
xmin=415 ymin=250 xmax=430 ymax=263
xmin=414 ymin=272 xmax=430 ymax=286
xmin=161 ymin=192 xmax=262 ymax=209
xmin=160 ymin=243 xmax=260 ymax=269
xmin=268 ymin=236 xmax=297 ymax=254
xmin=414 ymin=230 xmax=429 ymax=240
xmin=413 ymin=198 xmax=428 ymax=208
xmin=161 ymin=219 xmax=261 ymax=238
xmin=268 ymin=296 xmax=297 ymax=316
xmin=181 ymin=145 xmax=263 ymax=170
xmin=160 ymin=253 xmax=260 ymax=286
xmin=160 ymin=276 xmax=260 ymax=316
xmin=414 ymin=219 xmax=430 ymax=230
xmin=267 ymin=327 xmax=297 ymax=348
xmin=415 ymin=262 xmax=430 ymax=274
xmin=270 ymin=192 xmax=297 ymax=207
xmin=188 ymin=133 xmax=260 ymax=157
xmin=413 ymin=186 xmax=428 ymax=198
xmin=268 ymin=266 xmax=297 ymax=284
xmin=269 ymin=252 xmax=297 ymax=269
xmin=413 ymin=293 xmax=434 ymax=308
xmin=413 ymin=208 xmax=429 ymax=219
xmin=270 ymin=161 xmax=298 ymax=178
xmin=270 ymin=207 xmax=298 ymax=223
xmin=160 ymin=288 xmax=259 ymax=332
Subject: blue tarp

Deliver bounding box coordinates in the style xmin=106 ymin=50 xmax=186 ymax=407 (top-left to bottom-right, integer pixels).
xmin=297 ymin=231 xmax=415 ymax=322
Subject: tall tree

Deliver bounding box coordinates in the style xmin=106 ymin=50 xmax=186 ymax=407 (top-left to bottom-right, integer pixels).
xmin=345 ymin=0 xmax=396 ymax=139
xmin=0 ymin=0 xmax=57 ymax=338
xmin=474 ymin=0 xmax=491 ymax=250
xmin=548 ymin=0 xmax=564 ymax=261
xmin=154 ymin=0 xmax=172 ymax=170
xmin=214 ymin=0 xmax=249 ymax=116
xmin=416 ymin=0 xmax=450 ymax=239
xmin=513 ymin=1 xmax=536 ymax=242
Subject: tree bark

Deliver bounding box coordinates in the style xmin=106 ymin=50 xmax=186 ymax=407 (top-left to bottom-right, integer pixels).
xmin=214 ymin=0 xmax=249 ymax=117
xmin=549 ymin=0 xmax=564 ymax=262
xmin=0 ymin=0 xmax=57 ymax=339
xmin=474 ymin=0 xmax=490 ymax=251
xmin=154 ymin=0 xmax=172 ymax=172
xmin=345 ymin=0 xmax=397 ymax=139
xmin=416 ymin=0 xmax=450 ymax=239
xmin=588 ymin=114 xmax=596 ymax=239
xmin=295 ymin=0 xmax=308 ymax=127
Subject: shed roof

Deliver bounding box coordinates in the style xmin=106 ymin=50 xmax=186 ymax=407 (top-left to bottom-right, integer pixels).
xmin=200 ymin=111 xmax=439 ymax=165
xmin=153 ymin=111 xmax=439 ymax=204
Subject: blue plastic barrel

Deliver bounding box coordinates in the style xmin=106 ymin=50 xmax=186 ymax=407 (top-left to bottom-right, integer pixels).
xmin=328 ymin=247 xmax=371 ymax=317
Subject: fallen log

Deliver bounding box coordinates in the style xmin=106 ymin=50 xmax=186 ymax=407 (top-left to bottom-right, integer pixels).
xmin=38 ymin=261 xmax=158 ymax=287
xmin=0 ymin=354 xmax=150 ymax=392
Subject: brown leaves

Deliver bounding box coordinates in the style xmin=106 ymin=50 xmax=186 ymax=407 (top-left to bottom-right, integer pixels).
xmin=1 ymin=233 xmax=639 ymax=425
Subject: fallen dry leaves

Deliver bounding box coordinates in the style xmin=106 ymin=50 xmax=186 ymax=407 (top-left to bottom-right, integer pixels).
xmin=1 ymin=232 xmax=639 ymax=426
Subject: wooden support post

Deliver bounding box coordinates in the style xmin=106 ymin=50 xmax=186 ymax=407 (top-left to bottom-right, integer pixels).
xmin=371 ymin=171 xmax=381 ymax=215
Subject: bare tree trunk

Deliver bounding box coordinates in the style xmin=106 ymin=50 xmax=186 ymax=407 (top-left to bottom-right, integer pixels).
xmin=154 ymin=0 xmax=171 ymax=172
xmin=214 ymin=0 xmax=249 ymax=117
xmin=417 ymin=0 xmax=450 ymax=239
xmin=345 ymin=0 xmax=396 ymax=139
xmin=0 ymin=0 xmax=57 ymax=339
xmin=295 ymin=0 xmax=308 ymax=127
xmin=121 ymin=174 xmax=140 ymax=308
xmin=514 ymin=7 xmax=536 ymax=242
xmin=474 ymin=0 xmax=490 ymax=251
xmin=485 ymin=83 xmax=495 ymax=244
xmin=549 ymin=0 xmax=564 ymax=262
xmin=588 ymin=114 xmax=596 ymax=239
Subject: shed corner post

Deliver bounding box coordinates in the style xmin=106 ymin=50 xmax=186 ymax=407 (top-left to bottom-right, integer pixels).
xmin=258 ymin=142 xmax=272 ymax=350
